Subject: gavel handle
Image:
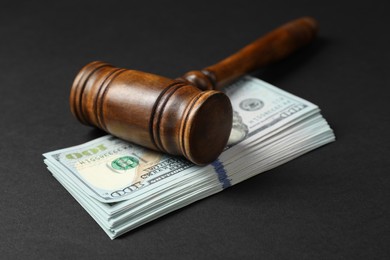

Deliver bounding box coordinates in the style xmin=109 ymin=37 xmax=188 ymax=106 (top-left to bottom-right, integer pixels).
xmin=180 ymin=17 xmax=318 ymax=90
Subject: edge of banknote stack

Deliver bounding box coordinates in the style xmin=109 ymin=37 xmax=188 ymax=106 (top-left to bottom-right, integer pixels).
xmin=43 ymin=76 xmax=335 ymax=239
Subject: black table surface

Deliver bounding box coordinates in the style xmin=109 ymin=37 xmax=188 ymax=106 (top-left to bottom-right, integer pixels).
xmin=1 ymin=0 xmax=389 ymax=259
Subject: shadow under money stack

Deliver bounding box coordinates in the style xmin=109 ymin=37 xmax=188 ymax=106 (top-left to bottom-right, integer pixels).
xmin=43 ymin=76 xmax=335 ymax=239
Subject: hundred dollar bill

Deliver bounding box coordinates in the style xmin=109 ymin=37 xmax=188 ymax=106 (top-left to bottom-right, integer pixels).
xmin=44 ymin=139 xmax=197 ymax=202
xmin=44 ymin=76 xmax=319 ymax=203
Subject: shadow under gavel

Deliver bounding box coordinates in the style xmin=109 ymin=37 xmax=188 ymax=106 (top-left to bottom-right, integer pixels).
xmin=70 ymin=17 xmax=318 ymax=165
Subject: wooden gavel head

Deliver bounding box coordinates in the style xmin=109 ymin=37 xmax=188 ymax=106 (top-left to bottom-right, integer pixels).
xmin=70 ymin=61 xmax=233 ymax=165
xmin=70 ymin=17 xmax=318 ymax=165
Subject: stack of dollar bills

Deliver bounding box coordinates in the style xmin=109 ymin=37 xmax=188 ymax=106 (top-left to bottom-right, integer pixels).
xmin=43 ymin=76 xmax=335 ymax=239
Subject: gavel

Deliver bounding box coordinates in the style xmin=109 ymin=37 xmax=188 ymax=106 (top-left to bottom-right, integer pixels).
xmin=70 ymin=17 xmax=318 ymax=165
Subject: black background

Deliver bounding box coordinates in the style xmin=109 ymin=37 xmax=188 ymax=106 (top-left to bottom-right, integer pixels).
xmin=1 ymin=0 xmax=389 ymax=259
